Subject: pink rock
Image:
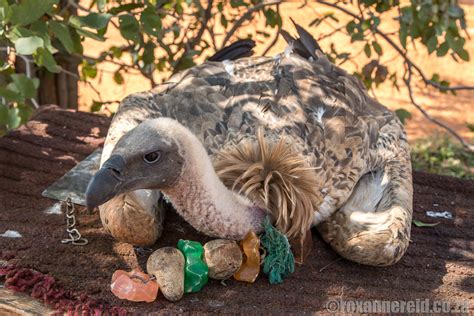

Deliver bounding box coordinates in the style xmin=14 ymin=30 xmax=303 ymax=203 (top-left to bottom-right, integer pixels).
xmin=110 ymin=270 xmax=158 ymax=302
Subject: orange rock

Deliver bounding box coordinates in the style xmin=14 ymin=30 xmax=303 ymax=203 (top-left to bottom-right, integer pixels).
xmin=233 ymin=231 xmax=260 ymax=283
xmin=289 ymin=230 xmax=313 ymax=265
xmin=110 ymin=270 xmax=159 ymax=302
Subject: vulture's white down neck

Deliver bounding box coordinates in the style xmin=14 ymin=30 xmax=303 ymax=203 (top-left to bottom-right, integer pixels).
xmin=152 ymin=118 xmax=268 ymax=239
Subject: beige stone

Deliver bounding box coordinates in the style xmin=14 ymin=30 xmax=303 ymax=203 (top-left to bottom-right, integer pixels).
xmin=204 ymin=239 xmax=243 ymax=280
xmin=146 ymin=247 xmax=185 ymax=301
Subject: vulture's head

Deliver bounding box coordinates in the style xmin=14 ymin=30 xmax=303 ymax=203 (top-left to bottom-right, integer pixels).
xmin=85 ymin=118 xmax=187 ymax=211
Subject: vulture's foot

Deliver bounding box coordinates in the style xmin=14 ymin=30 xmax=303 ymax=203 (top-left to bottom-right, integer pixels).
xmin=133 ymin=246 xmax=154 ymax=257
xmin=317 ymin=151 xmax=413 ymax=266
xmin=99 ymin=190 xmax=165 ymax=247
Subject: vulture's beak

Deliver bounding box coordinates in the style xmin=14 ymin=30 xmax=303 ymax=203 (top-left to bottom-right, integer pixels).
xmin=85 ymin=154 xmax=125 ymax=211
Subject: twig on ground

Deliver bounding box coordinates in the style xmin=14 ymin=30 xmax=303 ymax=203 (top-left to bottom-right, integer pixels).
xmin=319 ymin=257 xmax=343 ymax=273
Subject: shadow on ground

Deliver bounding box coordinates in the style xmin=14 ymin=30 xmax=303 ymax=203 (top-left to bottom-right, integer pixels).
xmin=0 ymin=107 xmax=472 ymax=313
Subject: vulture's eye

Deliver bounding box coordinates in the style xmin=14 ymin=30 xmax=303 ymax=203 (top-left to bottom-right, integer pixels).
xmin=143 ymin=151 xmax=161 ymax=164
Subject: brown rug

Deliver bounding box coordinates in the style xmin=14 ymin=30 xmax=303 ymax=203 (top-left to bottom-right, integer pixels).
xmin=0 ymin=106 xmax=473 ymax=314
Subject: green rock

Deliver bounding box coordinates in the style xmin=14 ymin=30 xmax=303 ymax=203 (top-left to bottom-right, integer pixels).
xmin=177 ymin=239 xmax=209 ymax=293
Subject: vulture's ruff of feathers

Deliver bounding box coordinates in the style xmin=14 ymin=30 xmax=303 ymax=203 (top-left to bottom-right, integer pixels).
xmin=88 ymin=25 xmax=413 ymax=267
xmin=215 ymin=129 xmax=320 ymax=239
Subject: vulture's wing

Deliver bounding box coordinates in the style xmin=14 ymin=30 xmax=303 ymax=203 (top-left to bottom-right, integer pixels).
xmin=103 ymin=23 xmax=398 ymax=176
xmin=103 ymin=49 xmax=395 ymax=165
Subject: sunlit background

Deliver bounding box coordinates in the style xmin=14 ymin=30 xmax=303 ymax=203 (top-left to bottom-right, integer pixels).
xmin=77 ymin=1 xmax=474 ymax=141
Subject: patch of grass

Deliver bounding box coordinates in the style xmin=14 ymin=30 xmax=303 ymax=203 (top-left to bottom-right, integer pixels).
xmin=410 ymin=134 xmax=474 ymax=179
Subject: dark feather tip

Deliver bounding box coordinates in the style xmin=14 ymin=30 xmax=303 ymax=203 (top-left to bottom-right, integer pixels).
xmin=208 ymin=39 xmax=256 ymax=62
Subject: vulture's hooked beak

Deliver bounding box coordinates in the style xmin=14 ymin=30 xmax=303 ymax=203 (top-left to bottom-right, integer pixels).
xmin=85 ymin=154 xmax=125 ymax=211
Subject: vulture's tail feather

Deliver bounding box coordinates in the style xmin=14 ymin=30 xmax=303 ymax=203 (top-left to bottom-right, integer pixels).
xmin=208 ymin=39 xmax=256 ymax=62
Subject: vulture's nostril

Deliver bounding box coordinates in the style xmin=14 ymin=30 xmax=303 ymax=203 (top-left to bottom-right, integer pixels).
xmin=104 ymin=166 xmax=124 ymax=182
xmin=108 ymin=167 xmax=122 ymax=179
xmin=108 ymin=167 xmax=121 ymax=175
xmin=103 ymin=154 xmax=126 ymax=180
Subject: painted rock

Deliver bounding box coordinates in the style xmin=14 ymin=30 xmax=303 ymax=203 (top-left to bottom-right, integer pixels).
xmin=233 ymin=231 xmax=260 ymax=283
xmin=203 ymin=239 xmax=243 ymax=280
xmin=177 ymin=240 xmax=209 ymax=293
xmin=146 ymin=247 xmax=185 ymax=301
xmin=110 ymin=269 xmax=158 ymax=302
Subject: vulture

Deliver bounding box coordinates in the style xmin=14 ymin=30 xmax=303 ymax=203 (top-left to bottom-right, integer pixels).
xmin=86 ymin=25 xmax=413 ymax=266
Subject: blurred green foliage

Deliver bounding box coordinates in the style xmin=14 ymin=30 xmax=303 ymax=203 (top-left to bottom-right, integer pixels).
xmin=339 ymin=0 xmax=470 ymax=90
xmin=411 ymin=134 xmax=474 ymax=179
xmin=0 ymin=0 xmax=282 ymax=134
xmin=311 ymin=0 xmax=470 ymax=129
xmin=394 ymin=108 xmax=412 ymax=125
xmin=0 ymin=0 xmax=470 ymax=138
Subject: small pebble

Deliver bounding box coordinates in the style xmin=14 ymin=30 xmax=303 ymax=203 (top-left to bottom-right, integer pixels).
xmin=204 ymin=239 xmax=242 ymax=280
xmin=426 ymin=211 xmax=453 ymax=219
xmin=147 ymin=247 xmax=185 ymax=301
xmin=0 ymin=230 xmax=22 ymax=238
xmin=208 ymin=299 xmax=225 ymax=307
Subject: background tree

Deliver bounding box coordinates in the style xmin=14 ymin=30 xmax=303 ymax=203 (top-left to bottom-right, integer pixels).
xmin=0 ymin=0 xmax=282 ymax=134
xmin=0 ymin=0 xmax=472 ymax=151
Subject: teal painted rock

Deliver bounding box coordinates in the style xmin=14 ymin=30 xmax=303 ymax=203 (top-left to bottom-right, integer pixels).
xmin=177 ymin=239 xmax=209 ymax=293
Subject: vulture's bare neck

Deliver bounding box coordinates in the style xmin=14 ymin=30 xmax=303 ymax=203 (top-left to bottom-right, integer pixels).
xmin=161 ymin=125 xmax=267 ymax=239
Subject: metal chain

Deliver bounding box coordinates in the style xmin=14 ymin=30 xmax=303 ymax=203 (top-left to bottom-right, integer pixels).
xmin=61 ymin=198 xmax=88 ymax=246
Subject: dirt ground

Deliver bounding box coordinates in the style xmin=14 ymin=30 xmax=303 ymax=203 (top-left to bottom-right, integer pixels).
xmin=0 ymin=107 xmax=472 ymax=314
xmin=77 ymin=1 xmax=474 ymax=141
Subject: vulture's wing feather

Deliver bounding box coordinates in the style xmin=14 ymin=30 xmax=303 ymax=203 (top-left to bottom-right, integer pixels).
xmin=280 ymin=21 xmax=323 ymax=60
xmin=208 ymin=39 xmax=256 ymax=62
xmin=280 ymin=29 xmax=312 ymax=59
xmin=292 ymin=20 xmax=322 ymax=57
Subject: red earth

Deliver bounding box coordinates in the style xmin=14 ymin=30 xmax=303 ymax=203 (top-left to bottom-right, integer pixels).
xmin=0 ymin=107 xmax=473 ymax=314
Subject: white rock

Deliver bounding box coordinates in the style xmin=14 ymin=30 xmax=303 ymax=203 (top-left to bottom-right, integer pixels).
xmin=147 ymin=247 xmax=185 ymax=301
xmin=0 ymin=230 xmax=22 ymax=238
